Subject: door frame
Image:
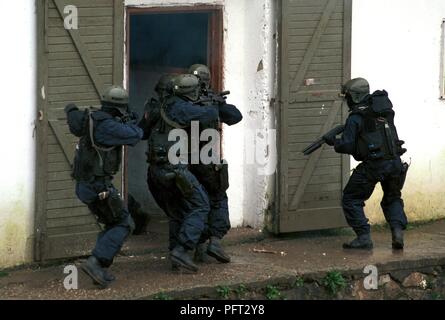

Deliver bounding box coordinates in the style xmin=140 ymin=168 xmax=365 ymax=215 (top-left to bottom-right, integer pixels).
xmin=35 ymin=0 xmax=49 ymax=261
xmin=123 ymin=4 xmax=225 ymax=200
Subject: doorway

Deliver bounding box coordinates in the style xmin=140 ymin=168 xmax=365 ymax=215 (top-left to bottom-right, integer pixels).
xmin=126 ymin=6 xmax=224 ymax=215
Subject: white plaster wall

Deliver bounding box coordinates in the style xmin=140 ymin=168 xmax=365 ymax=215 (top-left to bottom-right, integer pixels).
xmin=352 ymin=0 xmax=445 ymax=223
xmin=124 ymin=0 xmax=276 ymax=229
xmin=0 ymin=1 xmax=36 ymax=268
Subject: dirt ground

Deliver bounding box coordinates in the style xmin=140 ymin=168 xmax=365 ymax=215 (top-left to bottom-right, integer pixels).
xmin=1 ymin=218 xmax=445 ymax=300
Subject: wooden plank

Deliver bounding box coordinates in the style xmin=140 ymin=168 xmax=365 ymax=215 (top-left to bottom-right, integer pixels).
xmin=48 ymin=7 xmax=113 ymax=18
xmin=288 ymin=18 xmax=342 ymax=31
xmin=49 ymin=66 xmax=111 ymax=77
xmin=289 ymin=48 xmax=342 ymax=59
xmin=48 ymin=58 xmax=112 ymax=68
xmin=289 ymin=164 xmax=341 ymax=178
xmin=289 ymin=173 xmax=340 ymax=187
xmin=42 ymin=232 xmax=98 ymax=260
xmin=47 ymin=207 xmax=90 ymax=219
xmin=287 ymin=12 xmax=343 ymax=22
xmin=48 ymin=34 xmax=113 ymax=45
xmin=49 ymin=84 xmax=104 ymax=94
xmin=53 ymin=0 xmax=106 ymax=95
xmin=48 ymin=0 xmax=113 ymax=8
xmin=47 ymin=170 xmax=72 ymax=181
xmin=47 ymin=225 xmax=99 ymax=235
xmin=48 ymin=92 xmax=101 ymax=103
xmin=342 ymin=0 xmax=352 ymax=191
xmin=48 ymin=26 xmax=113 ymax=37
xmin=290 ymin=55 xmax=342 ymax=65
xmin=48 ymin=153 xmax=67 ymax=163
xmin=304 ymin=182 xmax=342 ymax=194
xmin=48 ymin=75 xmax=112 ymax=87
xmin=49 ymin=120 xmax=74 ymax=166
xmin=301 ymin=190 xmax=341 ymax=203
xmin=113 ymin=0 xmax=124 ymax=85
xmin=48 ymin=180 xmax=75 ymax=191
xmin=48 ymin=162 xmax=71 ymax=173
xmin=288 ymin=34 xmax=342 ymax=44
xmin=288 ymin=4 xmax=343 ymax=15
xmin=46 ymin=198 xmax=84 ymax=210
xmin=288 ymin=157 xmax=341 ymax=169
xmin=47 ymin=215 xmax=97 ymax=229
xmin=35 ymin=0 xmax=50 ymax=262
xmin=289 ymin=99 xmax=342 ymax=209
xmin=277 ymin=0 xmax=291 ymax=234
xmin=289 ymin=0 xmax=329 ymax=7
xmin=279 ymin=207 xmax=346 ymax=233
xmin=48 ymin=16 xmax=113 ymax=28
xmin=300 ymin=200 xmax=341 ymax=210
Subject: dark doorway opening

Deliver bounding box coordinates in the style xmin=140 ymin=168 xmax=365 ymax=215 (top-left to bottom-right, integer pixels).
xmin=126 ymin=7 xmax=223 ymax=216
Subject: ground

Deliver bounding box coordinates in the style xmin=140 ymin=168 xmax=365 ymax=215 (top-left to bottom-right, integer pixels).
xmin=0 ymin=218 xmax=445 ymax=300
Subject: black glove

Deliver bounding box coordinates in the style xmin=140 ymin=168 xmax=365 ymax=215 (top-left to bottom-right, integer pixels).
xmin=323 ymin=134 xmax=336 ymax=146
xmin=121 ymin=111 xmax=139 ymax=124
xmin=64 ymin=103 xmax=79 ymax=114
xmin=210 ymin=94 xmax=227 ymax=105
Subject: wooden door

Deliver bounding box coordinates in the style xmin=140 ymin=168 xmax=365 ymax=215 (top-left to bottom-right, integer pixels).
xmin=35 ymin=0 xmax=124 ymax=260
xmin=277 ymin=0 xmax=352 ymax=233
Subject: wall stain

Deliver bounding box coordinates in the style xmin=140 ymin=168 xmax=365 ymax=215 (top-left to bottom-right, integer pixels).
xmin=0 ymin=200 xmax=30 ymax=268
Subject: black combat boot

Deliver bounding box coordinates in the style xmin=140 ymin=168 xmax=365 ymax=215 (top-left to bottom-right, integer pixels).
xmin=391 ymin=228 xmax=404 ymax=250
xmin=103 ymin=269 xmax=116 ymax=282
xmin=194 ymin=242 xmax=212 ymax=263
xmin=207 ymin=236 xmax=231 ymax=263
xmin=170 ymin=245 xmax=198 ymax=272
xmin=81 ymin=256 xmax=109 ymax=288
xmin=343 ymin=233 xmax=373 ymax=250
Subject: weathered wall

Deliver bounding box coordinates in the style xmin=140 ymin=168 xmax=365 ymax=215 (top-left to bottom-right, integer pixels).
xmin=0 ymin=1 xmax=36 ymax=267
xmin=124 ymin=0 xmax=277 ymax=228
xmin=352 ymin=0 xmax=445 ymax=224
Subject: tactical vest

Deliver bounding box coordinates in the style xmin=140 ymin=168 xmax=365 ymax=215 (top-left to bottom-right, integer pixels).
xmin=352 ymin=91 xmax=406 ymax=161
xmin=72 ymin=110 xmax=122 ymax=181
xmin=146 ymin=97 xmax=187 ymax=164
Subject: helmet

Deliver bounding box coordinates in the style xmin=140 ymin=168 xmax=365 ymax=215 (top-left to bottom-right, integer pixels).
xmin=155 ymin=74 xmax=175 ymax=99
xmin=341 ymin=78 xmax=370 ymax=105
xmin=101 ymin=85 xmax=129 ymax=114
xmin=171 ymin=74 xmax=200 ymax=101
xmin=188 ymin=64 xmax=211 ymax=89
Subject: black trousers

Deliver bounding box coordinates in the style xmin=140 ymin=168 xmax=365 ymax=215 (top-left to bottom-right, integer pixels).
xmin=342 ymin=157 xmax=408 ymax=236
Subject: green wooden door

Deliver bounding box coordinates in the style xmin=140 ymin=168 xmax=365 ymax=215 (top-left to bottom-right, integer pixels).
xmin=277 ymin=0 xmax=352 ymax=233
xmin=35 ymin=0 xmax=124 ymax=260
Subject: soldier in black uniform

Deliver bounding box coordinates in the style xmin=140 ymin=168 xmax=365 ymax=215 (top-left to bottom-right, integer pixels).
xmin=65 ymin=86 xmax=143 ymax=287
xmin=324 ymin=78 xmax=409 ymax=250
xmin=188 ymin=64 xmax=243 ymax=263
xmin=139 ymin=74 xmax=218 ymax=272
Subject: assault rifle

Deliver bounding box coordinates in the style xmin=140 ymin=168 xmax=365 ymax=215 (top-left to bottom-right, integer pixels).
xmin=302 ymin=125 xmax=345 ymax=156
xmin=196 ymin=90 xmax=231 ymax=105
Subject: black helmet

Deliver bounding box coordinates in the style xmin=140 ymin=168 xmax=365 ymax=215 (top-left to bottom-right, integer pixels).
xmin=341 ymin=78 xmax=370 ymax=105
xmin=171 ymin=74 xmax=200 ymax=101
xmin=155 ymin=74 xmax=175 ymax=99
xmin=101 ymin=85 xmax=129 ymax=115
xmin=188 ymin=64 xmax=211 ymax=90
